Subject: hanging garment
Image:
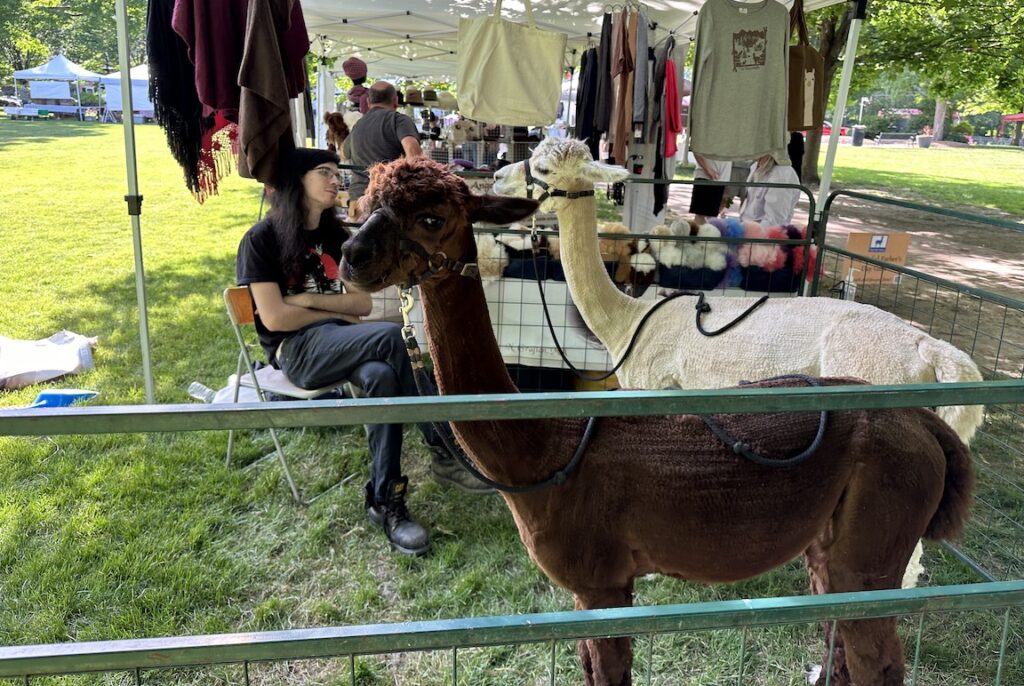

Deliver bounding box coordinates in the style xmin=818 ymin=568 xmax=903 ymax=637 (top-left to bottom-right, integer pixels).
xmin=689 ymin=0 xmax=790 ymax=162
xmin=609 ymin=9 xmax=636 ymax=165
xmin=632 ymin=11 xmax=649 ymax=129
xmin=646 ymin=35 xmax=673 ymax=146
xmin=575 ymin=48 xmax=600 ymax=158
xmin=787 ymin=0 xmax=824 ymax=131
xmin=237 ymin=0 xmax=310 ymax=183
xmin=456 ymin=0 xmax=567 ymax=125
xmin=147 ymin=0 xmax=206 ymax=197
xmin=663 ymin=58 xmax=682 ymax=158
xmin=593 ymin=13 xmax=614 ymax=138
xmin=171 ymin=0 xmax=248 ymax=119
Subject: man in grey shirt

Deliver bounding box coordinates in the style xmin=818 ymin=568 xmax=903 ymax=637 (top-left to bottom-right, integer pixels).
xmin=343 ymin=81 xmax=423 ymax=219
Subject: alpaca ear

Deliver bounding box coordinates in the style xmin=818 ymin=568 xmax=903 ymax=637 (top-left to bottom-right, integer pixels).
xmin=580 ymin=160 xmax=631 ymax=183
xmin=469 ymin=195 xmax=539 ymax=225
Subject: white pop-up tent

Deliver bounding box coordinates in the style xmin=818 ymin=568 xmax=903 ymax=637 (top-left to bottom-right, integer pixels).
xmin=13 ymin=54 xmax=101 ymax=119
xmin=100 ymin=64 xmax=155 ymax=116
xmin=106 ymin=0 xmax=866 ymax=403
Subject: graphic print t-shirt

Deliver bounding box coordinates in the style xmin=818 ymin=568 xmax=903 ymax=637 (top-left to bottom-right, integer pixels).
xmin=236 ymin=218 xmax=349 ymax=362
xmin=688 ymin=0 xmax=790 ymax=162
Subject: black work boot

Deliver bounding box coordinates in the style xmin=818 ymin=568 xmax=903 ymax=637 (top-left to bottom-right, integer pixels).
xmin=365 ymin=477 xmax=430 ymax=556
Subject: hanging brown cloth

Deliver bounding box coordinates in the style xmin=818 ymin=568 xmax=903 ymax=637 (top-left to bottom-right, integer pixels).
xmin=237 ymin=0 xmax=310 ymax=183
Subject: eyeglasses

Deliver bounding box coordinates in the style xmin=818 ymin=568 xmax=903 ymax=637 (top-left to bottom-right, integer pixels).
xmin=312 ymin=166 xmax=343 ymax=182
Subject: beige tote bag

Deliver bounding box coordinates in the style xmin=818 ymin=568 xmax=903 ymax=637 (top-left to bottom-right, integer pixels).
xmin=456 ymin=0 xmax=567 ymax=126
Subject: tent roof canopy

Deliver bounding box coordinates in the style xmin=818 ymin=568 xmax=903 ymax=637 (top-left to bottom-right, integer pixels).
xmin=13 ymin=54 xmax=101 ymax=82
xmin=100 ymin=64 xmax=149 ymax=86
xmin=303 ymin=0 xmax=845 ymax=79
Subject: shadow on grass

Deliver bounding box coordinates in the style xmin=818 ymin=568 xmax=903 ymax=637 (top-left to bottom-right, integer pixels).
xmin=0 ymin=118 xmax=110 ymax=150
xmin=27 ymin=252 xmax=243 ymax=403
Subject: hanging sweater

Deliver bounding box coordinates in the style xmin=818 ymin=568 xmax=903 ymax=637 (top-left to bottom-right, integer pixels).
xmin=689 ymin=0 xmax=790 ymax=162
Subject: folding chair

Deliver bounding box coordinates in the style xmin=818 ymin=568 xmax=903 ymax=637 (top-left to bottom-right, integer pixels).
xmin=223 ymin=286 xmax=349 ymax=505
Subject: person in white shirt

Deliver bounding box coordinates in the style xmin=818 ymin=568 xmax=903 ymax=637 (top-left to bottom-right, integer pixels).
xmin=739 ymin=154 xmax=801 ymax=226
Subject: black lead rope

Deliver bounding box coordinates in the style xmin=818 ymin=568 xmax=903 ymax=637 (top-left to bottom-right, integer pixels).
xmin=699 ymin=374 xmax=829 ymax=468
xmin=399 ymin=288 xmax=598 ymax=494
xmin=529 ymin=241 xmax=770 ymax=382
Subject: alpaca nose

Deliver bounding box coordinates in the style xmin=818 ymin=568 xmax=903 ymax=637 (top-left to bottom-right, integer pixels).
xmin=341 ymin=234 xmax=375 ymax=269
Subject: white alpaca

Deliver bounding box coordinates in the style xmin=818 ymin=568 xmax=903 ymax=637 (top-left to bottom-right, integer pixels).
xmin=493 ymin=138 xmax=983 ymax=441
xmin=493 ymin=139 xmax=983 ymax=587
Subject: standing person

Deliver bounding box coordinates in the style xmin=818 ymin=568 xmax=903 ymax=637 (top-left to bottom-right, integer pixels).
xmin=343 ymin=81 xmax=423 ymax=220
xmin=237 ymin=148 xmax=491 ymax=556
xmin=739 ymin=154 xmax=801 ymax=227
xmin=689 ymin=154 xmax=732 ymax=225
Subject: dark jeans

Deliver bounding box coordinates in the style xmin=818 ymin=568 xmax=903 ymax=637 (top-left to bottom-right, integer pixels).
xmin=277 ymin=321 xmax=443 ymax=504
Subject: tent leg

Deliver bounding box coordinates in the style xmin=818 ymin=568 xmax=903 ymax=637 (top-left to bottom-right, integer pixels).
xmin=115 ymin=0 xmax=156 ymax=404
xmin=815 ymin=0 xmax=867 ymax=216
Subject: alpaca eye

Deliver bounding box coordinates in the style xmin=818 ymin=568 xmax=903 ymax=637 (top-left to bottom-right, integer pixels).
xmin=535 ymin=167 xmax=550 ymax=175
xmin=421 ymin=216 xmax=445 ymax=231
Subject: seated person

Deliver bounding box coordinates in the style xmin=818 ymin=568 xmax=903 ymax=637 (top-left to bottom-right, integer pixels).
xmin=236 ymin=148 xmax=491 ymax=557
xmin=739 ymin=153 xmax=801 ymax=227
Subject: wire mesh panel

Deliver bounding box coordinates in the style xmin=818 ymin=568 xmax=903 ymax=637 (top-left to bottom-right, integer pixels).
xmin=815 ymin=193 xmax=1024 ymax=581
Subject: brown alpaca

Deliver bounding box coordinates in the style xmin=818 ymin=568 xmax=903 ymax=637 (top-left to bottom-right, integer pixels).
xmin=340 ymin=158 xmax=975 ymax=686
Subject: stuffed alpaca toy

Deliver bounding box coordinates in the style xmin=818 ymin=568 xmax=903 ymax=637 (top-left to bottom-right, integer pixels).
xmin=475 ymin=233 xmax=509 ymax=281
xmin=648 ymin=224 xmax=684 ymax=268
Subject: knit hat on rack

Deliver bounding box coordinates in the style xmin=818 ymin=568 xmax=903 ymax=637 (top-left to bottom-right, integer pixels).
xmin=342 ymin=56 xmax=368 ymax=81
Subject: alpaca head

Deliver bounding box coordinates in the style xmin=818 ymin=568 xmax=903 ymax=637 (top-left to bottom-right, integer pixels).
xmin=341 ymin=157 xmax=538 ymax=291
xmin=493 ymin=138 xmax=630 ymax=213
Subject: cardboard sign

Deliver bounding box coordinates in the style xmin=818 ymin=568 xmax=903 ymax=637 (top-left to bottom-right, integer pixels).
xmin=842 ymin=232 xmax=910 ymax=284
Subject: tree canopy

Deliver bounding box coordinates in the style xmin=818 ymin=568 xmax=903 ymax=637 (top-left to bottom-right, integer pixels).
xmin=1 ymin=0 xmax=146 ymax=84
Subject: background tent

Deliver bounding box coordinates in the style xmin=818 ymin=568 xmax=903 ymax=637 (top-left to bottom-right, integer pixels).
xmin=12 ymin=54 xmax=101 ymax=120
xmin=100 ymin=64 xmax=154 ymax=115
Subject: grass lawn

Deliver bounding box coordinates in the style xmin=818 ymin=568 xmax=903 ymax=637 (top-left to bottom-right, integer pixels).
xmin=0 ymin=120 xmax=1021 ymax=683
xmin=821 ymin=143 xmax=1024 ymax=218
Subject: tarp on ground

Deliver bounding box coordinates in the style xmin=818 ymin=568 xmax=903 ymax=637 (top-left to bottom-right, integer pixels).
xmin=13 ymin=54 xmax=101 ymax=82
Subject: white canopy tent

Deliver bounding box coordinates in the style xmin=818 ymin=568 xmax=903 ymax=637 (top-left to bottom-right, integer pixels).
xmin=107 ymin=0 xmax=866 ymax=403
xmin=100 ymin=64 xmax=155 ymax=115
xmin=12 ymin=54 xmax=101 ymax=120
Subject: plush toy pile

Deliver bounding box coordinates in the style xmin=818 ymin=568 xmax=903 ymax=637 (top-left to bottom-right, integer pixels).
xmin=475 ymin=218 xmax=816 ymax=295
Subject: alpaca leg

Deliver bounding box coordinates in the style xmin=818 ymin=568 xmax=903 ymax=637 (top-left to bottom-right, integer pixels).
xmin=824 ymin=501 xmax=913 ymax=684
xmin=805 ymin=536 xmax=852 ymax=686
xmin=574 ymin=587 xmax=634 ymax=686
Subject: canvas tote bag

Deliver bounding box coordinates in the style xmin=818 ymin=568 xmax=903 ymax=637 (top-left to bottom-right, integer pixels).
xmin=457 ymin=0 xmax=567 ymax=126
xmin=787 ymin=0 xmax=825 ymax=131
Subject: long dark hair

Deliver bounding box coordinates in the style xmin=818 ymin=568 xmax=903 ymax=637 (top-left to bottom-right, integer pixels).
xmin=267 ymin=148 xmax=349 ymax=276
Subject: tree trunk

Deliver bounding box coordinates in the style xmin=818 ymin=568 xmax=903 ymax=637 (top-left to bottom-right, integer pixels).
xmin=1013 ymin=120 xmax=1022 ymax=147
xmin=933 ymin=98 xmax=948 ymax=141
xmin=802 ymin=5 xmax=855 ymax=186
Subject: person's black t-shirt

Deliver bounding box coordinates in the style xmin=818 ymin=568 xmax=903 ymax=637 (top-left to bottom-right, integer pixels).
xmin=236 ymin=218 xmax=350 ymax=363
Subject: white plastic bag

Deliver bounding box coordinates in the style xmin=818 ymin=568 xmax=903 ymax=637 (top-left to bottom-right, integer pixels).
xmin=0 ymin=330 xmax=98 ymax=390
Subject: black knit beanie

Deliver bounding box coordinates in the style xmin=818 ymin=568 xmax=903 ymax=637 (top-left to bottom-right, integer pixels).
xmin=275 ymin=147 xmax=340 ymax=188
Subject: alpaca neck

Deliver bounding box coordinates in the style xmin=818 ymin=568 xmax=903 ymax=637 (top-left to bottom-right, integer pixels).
xmin=556 ymin=193 xmax=647 ymax=357
xmin=419 ymin=271 xmax=565 ymax=486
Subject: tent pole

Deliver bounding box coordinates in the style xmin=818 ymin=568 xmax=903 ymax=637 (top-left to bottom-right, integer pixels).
xmin=115 ymin=0 xmax=156 ymax=404
xmin=815 ymin=0 xmax=867 ymax=215
xmin=75 ymin=80 xmax=82 ymax=120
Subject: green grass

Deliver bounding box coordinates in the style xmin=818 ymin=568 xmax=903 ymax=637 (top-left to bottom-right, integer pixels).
xmin=821 ymin=144 xmax=1024 ymax=218
xmin=0 ymin=121 xmax=1022 ymax=684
